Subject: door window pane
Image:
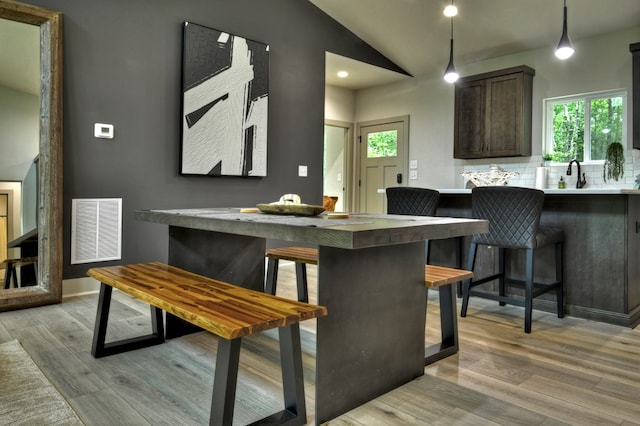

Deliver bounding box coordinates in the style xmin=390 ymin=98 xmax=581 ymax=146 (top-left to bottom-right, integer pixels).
xmin=367 ymin=130 xmax=397 ymax=158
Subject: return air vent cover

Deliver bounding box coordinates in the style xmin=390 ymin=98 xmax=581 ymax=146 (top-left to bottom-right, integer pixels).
xmin=71 ymin=198 xmax=122 ymax=264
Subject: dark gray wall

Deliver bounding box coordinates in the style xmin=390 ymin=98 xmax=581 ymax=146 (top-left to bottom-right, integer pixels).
xmin=24 ymin=0 xmax=406 ymax=278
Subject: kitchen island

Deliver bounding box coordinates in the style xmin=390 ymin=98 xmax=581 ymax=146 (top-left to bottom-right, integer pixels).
xmin=433 ymin=188 xmax=640 ymax=328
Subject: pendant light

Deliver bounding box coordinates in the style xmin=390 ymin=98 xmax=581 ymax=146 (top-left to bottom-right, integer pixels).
xmin=443 ymin=1 xmax=459 ymax=83
xmin=554 ymin=0 xmax=574 ymax=59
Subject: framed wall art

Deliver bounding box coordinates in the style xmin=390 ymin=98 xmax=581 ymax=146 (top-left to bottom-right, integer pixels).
xmin=180 ymin=22 xmax=269 ymax=176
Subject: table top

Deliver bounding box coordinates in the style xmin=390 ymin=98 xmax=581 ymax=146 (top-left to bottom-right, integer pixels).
xmin=134 ymin=208 xmax=488 ymax=250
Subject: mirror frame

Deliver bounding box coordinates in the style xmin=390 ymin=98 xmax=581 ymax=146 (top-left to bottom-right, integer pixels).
xmin=0 ymin=0 xmax=62 ymax=311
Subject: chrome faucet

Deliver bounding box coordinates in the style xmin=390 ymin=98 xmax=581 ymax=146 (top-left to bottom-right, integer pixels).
xmin=566 ymin=159 xmax=587 ymax=188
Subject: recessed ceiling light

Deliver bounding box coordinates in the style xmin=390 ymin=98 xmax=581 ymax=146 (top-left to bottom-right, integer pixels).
xmin=443 ymin=5 xmax=458 ymax=17
xmin=337 ymin=70 xmax=349 ymax=78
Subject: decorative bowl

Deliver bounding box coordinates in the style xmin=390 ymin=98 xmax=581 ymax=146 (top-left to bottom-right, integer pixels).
xmin=461 ymin=164 xmax=519 ymax=187
xmin=256 ymin=203 xmax=325 ymax=216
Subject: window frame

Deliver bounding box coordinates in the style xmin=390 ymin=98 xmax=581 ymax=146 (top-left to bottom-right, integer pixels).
xmin=543 ymin=89 xmax=627 ymax=164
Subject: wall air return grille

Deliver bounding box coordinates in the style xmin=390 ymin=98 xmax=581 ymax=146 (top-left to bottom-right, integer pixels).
xmin=71 ymin=198 xmax=122 ymax=264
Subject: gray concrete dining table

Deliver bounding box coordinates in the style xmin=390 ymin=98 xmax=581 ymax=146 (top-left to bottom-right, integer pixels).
xmin=134 ymin=208 xmax=488 ymax=423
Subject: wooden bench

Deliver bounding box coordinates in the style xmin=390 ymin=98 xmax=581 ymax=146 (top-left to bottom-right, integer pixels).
xmin=423 ymin=264 xmax=473 ymax=366
xmin=265 ymin=247 xmax=472 ymax=365
xmin=265 ymin=247 xmax=318 ymax=303
xmin=88 ymin=262 xmax=327 ymax=426
xmin=2 ymin=256 xmax=38 ymax=289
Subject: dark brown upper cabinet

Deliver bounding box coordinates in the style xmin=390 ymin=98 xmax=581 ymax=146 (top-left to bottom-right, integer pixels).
xmin=631 ymin=43 xmax=640 ymax=149
xmin=454 ymin=65 xmax=534 ymax=159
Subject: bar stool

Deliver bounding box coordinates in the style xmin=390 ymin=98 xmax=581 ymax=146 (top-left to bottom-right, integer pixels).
xmin=460 ymin=186 xmax=564 ymax=333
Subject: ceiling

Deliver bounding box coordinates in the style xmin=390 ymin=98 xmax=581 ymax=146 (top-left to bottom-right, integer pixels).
xmin=312 ymin=0 xmax=640 ymax=90
xmin=3 ymin=2 xmax=640 ymax=93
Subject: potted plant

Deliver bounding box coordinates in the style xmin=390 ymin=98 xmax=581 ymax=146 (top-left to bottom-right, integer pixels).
xmin=542 ymin=153 xmax=553 ymax=166
xmin=603 ymin=142 xmax=625 ymax=182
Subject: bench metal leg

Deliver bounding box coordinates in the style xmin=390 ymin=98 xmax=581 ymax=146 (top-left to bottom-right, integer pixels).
xmin=211 ymin=337 xmax=241 ymax=426
xmin=3 ymin=263 xmax=18 ymax=290
xmin=294 ymin=264 xmax=309 ymax=303
xmin=266 ymin=258 xmax=309 ymax=304
xmin=265 ymin=258 xmax=279 ymax=295
xmin=91 ymin=283 xmax=165 ymax=358
xmin=276 ymin=324 xmax=306 ymax=425
xmin=210 ymin=324 xmax=307 ymax=426
xmin=425 ymin=284 xmax=459 ymax=365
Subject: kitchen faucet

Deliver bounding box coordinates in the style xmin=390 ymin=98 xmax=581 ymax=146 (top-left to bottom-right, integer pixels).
xmin=566 ymin=159 xmax=587 ymax=188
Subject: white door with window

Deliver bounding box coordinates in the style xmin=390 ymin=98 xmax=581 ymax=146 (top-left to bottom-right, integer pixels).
xmin=357 ymin=116 xmax=408 ymax=213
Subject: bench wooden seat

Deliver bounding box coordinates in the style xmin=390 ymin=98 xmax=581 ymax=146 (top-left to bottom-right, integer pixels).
xmin=264 ymin=247 xmax=472 ymax=365
xmin=425 ymin=264 xmax=474 ymax=288
xmin=88 ymin=262 xmax=327 ymax=426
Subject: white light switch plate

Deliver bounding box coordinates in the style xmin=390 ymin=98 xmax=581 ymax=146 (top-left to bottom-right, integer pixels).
xmin=298 ymin=165 xmax=308 ymax=177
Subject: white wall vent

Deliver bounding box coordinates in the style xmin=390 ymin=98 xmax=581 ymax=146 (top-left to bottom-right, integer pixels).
xmin=71 ymin=198 xmax=122 ymax=264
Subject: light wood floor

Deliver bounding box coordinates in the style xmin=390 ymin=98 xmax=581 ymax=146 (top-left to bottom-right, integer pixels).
xmin=1 ymin=262 xmax=639 ymax=425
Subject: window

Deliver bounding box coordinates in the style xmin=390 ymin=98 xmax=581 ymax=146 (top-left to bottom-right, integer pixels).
xmin=544 ymin=90 xmax=626 ymax=163
xmin=367 ymin=130 xmax=397 ymax=158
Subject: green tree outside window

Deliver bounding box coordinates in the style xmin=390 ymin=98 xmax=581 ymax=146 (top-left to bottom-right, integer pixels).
xmin=545 ymin=91 xmax=625 ymax=163
xmin=367 ymin=130 xmax=398 ymax=158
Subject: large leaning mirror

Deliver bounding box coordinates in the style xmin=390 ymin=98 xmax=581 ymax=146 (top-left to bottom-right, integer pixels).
xmin=0 ymin=0 xmax=62 ymax=311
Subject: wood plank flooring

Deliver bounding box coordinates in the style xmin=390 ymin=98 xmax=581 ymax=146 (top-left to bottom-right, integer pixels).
xmin=0 ymin=262 xmax=639 ymax=425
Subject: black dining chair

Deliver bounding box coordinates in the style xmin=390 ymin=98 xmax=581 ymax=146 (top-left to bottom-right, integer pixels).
xmin=460 ymin=186 xmax=565 ymax=333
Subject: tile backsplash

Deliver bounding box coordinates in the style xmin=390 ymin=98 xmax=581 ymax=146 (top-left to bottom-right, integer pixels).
xmin=461 ymin=150 xmax=640 ymax=190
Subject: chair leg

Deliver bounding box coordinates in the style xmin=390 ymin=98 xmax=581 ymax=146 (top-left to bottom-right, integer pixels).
xmin=265 ymin=258 xmax=279 ymax=295
xmin=524 ymin=249 xmax=534 ymax=334
xmin=461 ymin=243 xmax=477 ymax=317
xmin=556 ymin=242 xmax=565 ymax=318
xmin=294 ymin=263 xmax=309 ymax=303
xmin=498 ymin=247 xmax=506 ymax=306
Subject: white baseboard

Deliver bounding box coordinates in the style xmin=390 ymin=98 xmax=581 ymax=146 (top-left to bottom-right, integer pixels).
xmin=62 ymin=277 xmax=99 ymax=298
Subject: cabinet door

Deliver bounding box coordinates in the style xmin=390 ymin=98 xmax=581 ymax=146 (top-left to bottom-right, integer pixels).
xmin=485 ymin=73 xmax=523 ymax=156
xmin=454 ymin=79 xmax=485 ymax=158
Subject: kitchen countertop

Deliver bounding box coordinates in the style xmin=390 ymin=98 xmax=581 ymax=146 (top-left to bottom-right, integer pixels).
xmin=438 ymin=188 xmax=640 ymax=195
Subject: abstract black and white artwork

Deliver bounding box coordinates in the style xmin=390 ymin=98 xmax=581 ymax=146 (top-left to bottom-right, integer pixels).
xmin=180 ymin=22 xmax=269 ymax=176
